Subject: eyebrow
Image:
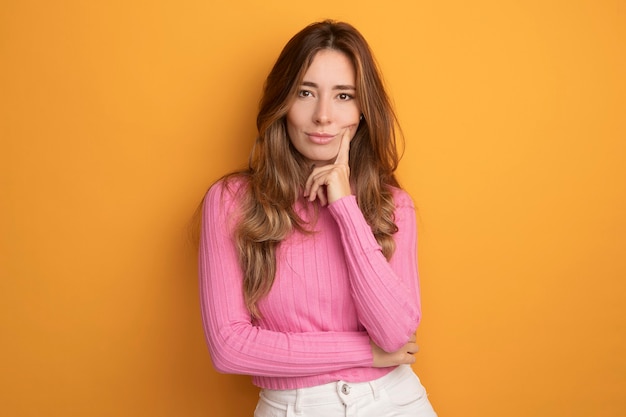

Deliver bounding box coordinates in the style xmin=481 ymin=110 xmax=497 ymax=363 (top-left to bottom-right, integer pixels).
xmin=301 ymin=81 xmax=356 ymax=91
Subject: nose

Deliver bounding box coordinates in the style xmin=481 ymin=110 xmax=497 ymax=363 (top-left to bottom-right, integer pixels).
xmin=313 ymin=97 xmax=331 ymax=125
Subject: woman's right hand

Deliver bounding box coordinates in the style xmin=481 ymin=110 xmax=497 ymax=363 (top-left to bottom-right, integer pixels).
xmin=371 ymin=335 xmax=419 ymax=367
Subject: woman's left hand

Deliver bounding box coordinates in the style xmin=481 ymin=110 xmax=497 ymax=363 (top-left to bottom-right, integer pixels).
xmin=304 ymin=127 xmax=355 ymax=206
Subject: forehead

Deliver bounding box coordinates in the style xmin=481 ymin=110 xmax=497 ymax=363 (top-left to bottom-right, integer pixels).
xmin=302 ymin=49 xmax=356 ymax=84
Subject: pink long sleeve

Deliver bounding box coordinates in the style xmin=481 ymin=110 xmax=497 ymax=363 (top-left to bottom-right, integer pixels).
xmin=198 ymin=179 xmax=422 ymax=389
xmin=328 ymin=194 xmax=421 ymax=352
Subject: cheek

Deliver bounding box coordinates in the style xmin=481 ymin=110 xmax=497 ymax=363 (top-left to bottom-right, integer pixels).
xmin=285 ymin=114 xmax=297 ymax=138
xmin=286 ymin=102 xmax=308 ymax=126
xmin=342 ymin=104 xmax=361 ymax=123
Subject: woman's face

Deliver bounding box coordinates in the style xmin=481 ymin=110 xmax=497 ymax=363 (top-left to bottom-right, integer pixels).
xmin=286 ymin=49 xmax=361 ymax=167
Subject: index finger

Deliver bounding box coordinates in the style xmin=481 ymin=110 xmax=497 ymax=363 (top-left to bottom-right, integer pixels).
xmin=334 ymin=127 xmax=353 ymax=165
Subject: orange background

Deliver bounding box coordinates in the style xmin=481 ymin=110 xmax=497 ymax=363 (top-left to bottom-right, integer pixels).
xmin=1 ymin=1 xmax=625 ymax=416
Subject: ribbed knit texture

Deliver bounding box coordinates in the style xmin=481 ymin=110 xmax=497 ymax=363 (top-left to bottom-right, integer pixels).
xmin=199 ymin=179 xmax=421 ymax=390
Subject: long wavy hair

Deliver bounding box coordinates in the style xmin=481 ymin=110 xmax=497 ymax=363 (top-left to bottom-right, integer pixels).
xmin=222 ymin=20 xmax=403 ymax=317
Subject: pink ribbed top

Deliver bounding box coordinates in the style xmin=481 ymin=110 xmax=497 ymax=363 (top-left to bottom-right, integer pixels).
xmin=198 ymin=178 xmax=421 ymax=390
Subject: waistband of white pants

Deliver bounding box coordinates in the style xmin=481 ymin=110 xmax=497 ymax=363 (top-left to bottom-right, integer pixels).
xmin=260 ymin=365 xmax=414 ymax=407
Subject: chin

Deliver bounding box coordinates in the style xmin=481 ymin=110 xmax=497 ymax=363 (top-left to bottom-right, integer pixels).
xmin=304 ymin=153 xmax=335 ymax=166
xmin=304 ymin=145 xmax=341 ymax=165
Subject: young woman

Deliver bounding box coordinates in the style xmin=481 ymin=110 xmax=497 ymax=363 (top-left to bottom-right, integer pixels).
xmin=199 ymin=20 xmax=437 ymax=416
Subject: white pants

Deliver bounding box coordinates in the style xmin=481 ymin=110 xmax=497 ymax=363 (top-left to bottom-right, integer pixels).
xmin=254 ymin=365 xmax=437 ymax=417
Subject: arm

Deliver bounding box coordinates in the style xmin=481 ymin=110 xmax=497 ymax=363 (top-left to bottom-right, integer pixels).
xmin=198 ymin=180 xmax=374 ymax=377
xmin=302 ymin=131 xmax=421 ymax=352
xmin=328 ymin=190 xmax=421 ymax=352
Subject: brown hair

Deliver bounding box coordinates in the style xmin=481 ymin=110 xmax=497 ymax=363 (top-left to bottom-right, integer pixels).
xmin=222 ymin=20 xmax=403 ymax=317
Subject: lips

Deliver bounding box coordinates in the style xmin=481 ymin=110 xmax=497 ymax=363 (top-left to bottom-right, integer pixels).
xmin=306 ymin=132 xmax=336 ymax=145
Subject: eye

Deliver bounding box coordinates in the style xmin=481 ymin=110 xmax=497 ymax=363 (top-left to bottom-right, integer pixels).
xmin=298 ymin=90 xmax=313 ymax=98
xmin=338 ymin=93 xmax=354 ymax=101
